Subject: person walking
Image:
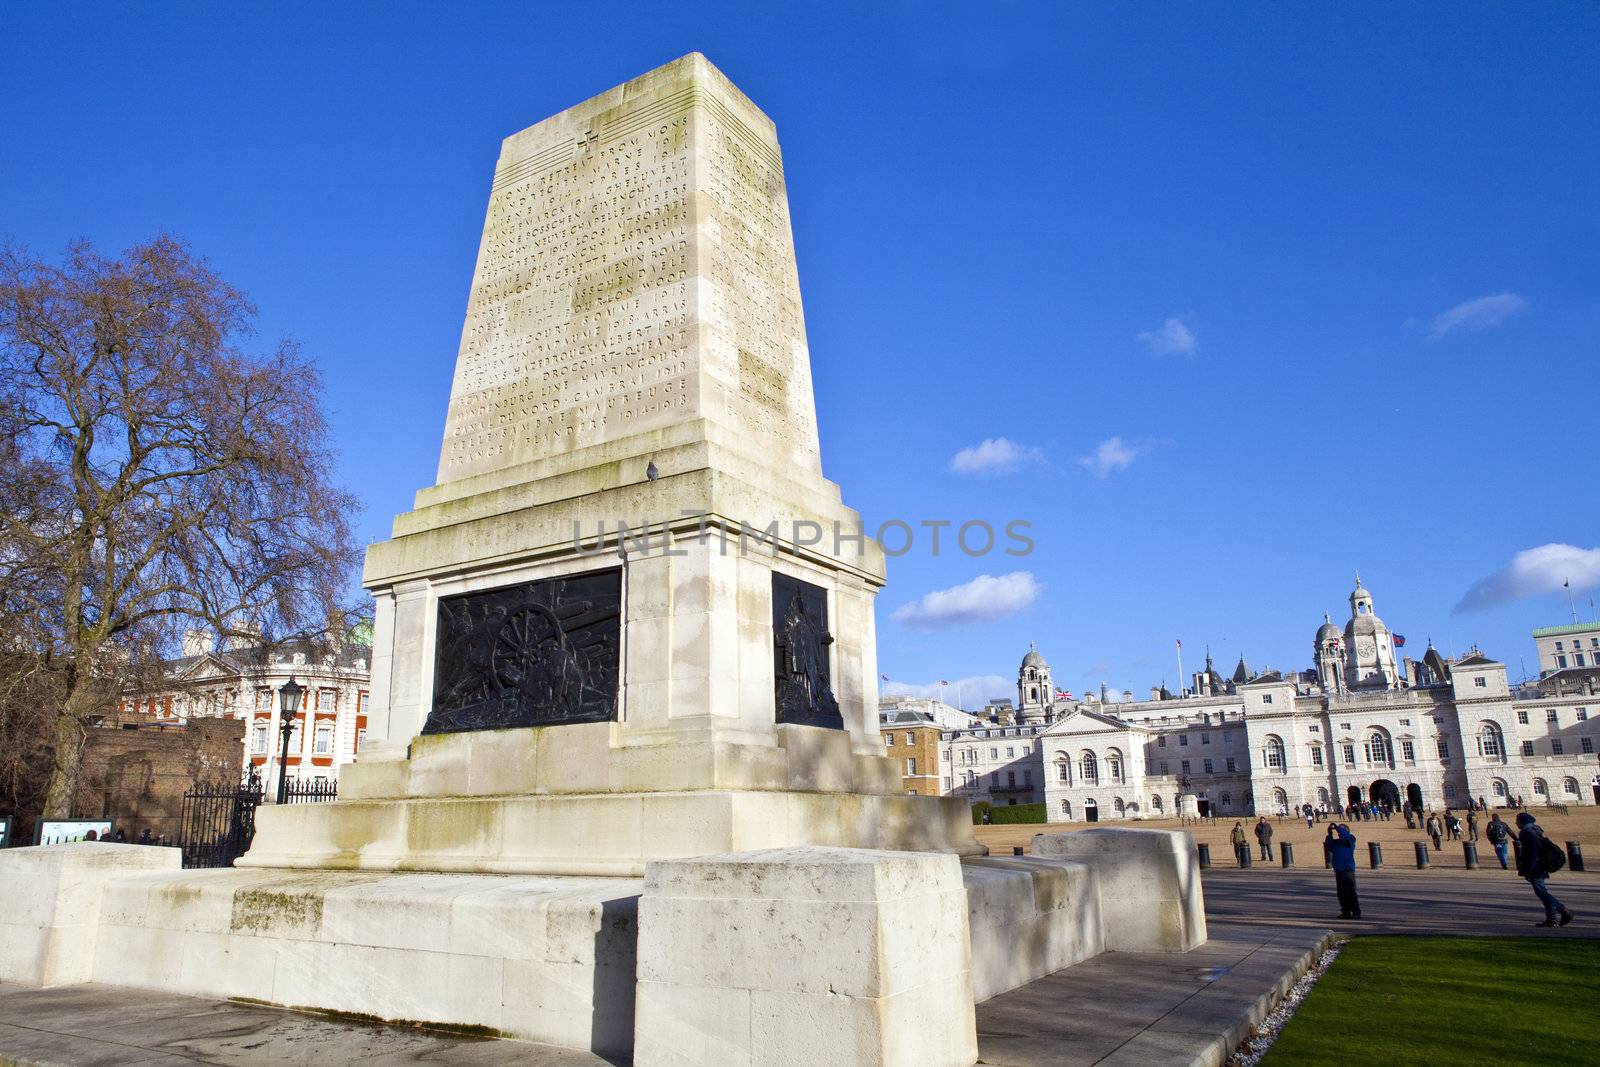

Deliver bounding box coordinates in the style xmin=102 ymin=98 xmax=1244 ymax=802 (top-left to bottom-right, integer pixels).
xmin=1231 ymin=821 xmax=1249 ymax=867
xmin=1515 ymin=812 xmax=1575 ymax=927
xmin=1467 ymin=809 xmax=1479 ymax=843
xmin=1486 ymin=813 xmax=1511 ymax=869
xmin=1426 ymin=812 xmax=1443 ymax=851
xmin=1255 ymin=817 xmax=1275 ymax=862
xmin=1446 ymin=810 xmax=1462 ymax=841
xmin=1324 ymin=823 xmax=1361 ymax=920
xmin=1304 ymin=805 xmax=1314 ymax=830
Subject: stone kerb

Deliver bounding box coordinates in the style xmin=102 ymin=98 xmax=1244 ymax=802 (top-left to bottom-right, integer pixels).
xmin=0 ymin=843 xmax=180 ymax=986
xmin=1030 ymin=828 xmax=1207 ymax=952
xmin=634 ymin=845 xmax=979 ymax=1067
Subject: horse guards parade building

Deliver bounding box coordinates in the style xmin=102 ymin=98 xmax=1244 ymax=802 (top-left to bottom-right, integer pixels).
xmin=881 ymin=577 xmax=1600 ymax=822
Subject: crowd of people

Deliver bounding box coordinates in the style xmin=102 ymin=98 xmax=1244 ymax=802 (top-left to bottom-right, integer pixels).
xmin=1223 ymin=807 xmax=1578 ymax=927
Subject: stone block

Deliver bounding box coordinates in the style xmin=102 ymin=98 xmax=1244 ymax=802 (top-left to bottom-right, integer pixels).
xmin=0 ymin=843 xmax=179 ymax=987
xmin=961 ymin=856 xmax=1103 ymax=1001
xmin=1031 ymin=828 xmax=1207 ymax=952
xmin=635 ymin=846 xmax=977 ymax=1067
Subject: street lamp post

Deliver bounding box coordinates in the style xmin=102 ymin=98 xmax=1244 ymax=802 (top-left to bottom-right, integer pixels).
xmin=276 ymin=676 xmax=303 ymax=804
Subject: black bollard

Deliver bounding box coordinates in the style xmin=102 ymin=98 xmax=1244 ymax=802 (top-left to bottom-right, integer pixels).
xmin=1463 ymin=842 xmax=1479 ymax=869
xmin=1239 ymin=846 xmax=1252 ymax=868
xmin=1369 ymin=841 xmax=1383 ymax=869
xmin=1567 ymin=842 xmax=1585 ymax=873
xmin=1013 ymin=846 xmax=1025 ymax=857
xmin=1197 ymin=843 xmax=1211 ymax=868
xmin=1281 ymin=842 xmax=1294 ymax=868
xmin=1414 ymin=841 xmax=1429 ymax=869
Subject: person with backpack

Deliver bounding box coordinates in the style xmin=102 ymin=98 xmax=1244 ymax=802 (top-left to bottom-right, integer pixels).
xmin=1324 ymin=823 xmax=1360 ymax=919
xmin=1426 ymin=812 xmax=1443 ymax=851
xmin=1515 ymin=812 xmax=1574 ymax=927
xmin=1485 ymin=813 xmax=1511 ymax=869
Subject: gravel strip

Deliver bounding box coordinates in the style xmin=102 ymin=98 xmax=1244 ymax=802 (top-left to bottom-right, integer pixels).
xmin=1229 ymin=940 xmax=1346 ymax=1066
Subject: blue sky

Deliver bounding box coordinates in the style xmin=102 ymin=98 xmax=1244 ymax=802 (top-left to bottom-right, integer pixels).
xmin=4 ymin=3 xmax=1598 ymax=706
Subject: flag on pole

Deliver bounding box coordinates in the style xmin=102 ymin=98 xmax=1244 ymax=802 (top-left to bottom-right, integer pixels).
xmin=1055 ymin=689 xmax=1074 ymax=700
xmin=1393 ymin=633 xmax=1407 ymax=648
xmin=1176 ymin=639 xmax=1182 ymax=650
xmin=940 ymin=680 xmax=949 ymax=686
xmin=880 ymin=674 xmax=889 ymax=682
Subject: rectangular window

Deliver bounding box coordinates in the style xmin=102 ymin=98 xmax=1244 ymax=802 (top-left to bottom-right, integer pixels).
xmin=1180 ymin=760 xmax=1191 ymax=774
xmin=1547 ymin=709 xmax=1559 ymax=722
xmin=1202 ymin=732 xmax=1211 ymax=745
xmin=1263 ymin=694 xmax=1273 ymax=704
xmin=885 ymin=734 xmax=895 ymax=746
xmin=1226 ymin=756 xmax=1237 ymax=772
xmin=1517 ymin=711 xmax=1529 ymax=724
xmin=356 ymin=690 xmax=369 ymax=714
xmin=1399 ymin=718 xmax=1410 ymax=726
xmin=1007 ymin=771 xmax=1016 ymax=787
xmin=1583 ymin=738 xmax=1594 ymax=754
xmin=907 ymin=758 xmax=917 ymax=775
xmin=356 ymin=728 xmax=366 ymax=752
xmin=1580 ymin=654 xmax=1589 ymax=667
xmin=1179 ymin=734 xmax=1189 ymax=746
xmin=1340 ymin=723 xmax=1351 ymax=731
xmin=990 ymin=772 xmax=999 ymax=788
xmin=1521 ymin=740 xmax=1535 ymax=756
xmin=1342 ymin=743 xmax=1356 ymax=766
xmin=314 ymin=723 xmax=333 ymax=756
xmin=1474 ymin=677 xmax=1487 ymax=688
xmin=1203 ymin=759 xmax=1213 ymax=773
xmin=252 ymin=723 xmax=268 ymax=753
xmin=1310 ymin=747 xmax=1323 ymax=767
xmin=256 ymin=689 xmax=272 ymax=710
xmin=317 ymin=689 xmax=335 ymax=712
xmin=942 ymin=777 xmax=952 ymax=792
xmin=1576 ymin=708 xmax=1587 ymax=720
xmin=990 ymin=747 xmax=998 ymax=759
xmin=1558 ymin=656 xmax=1568 ymax=668
xmin=1158 ymin=735 xmax=1167 ymax=747
xmin=1551 ymin=740 xmax=1564 ymax=755
xmin=905 ymin=732 xmax=914 ymax=745
xmin=1437 ymin=739 xmax=1450 ymax=759
xmin=1023 ymin=770 xmax=1031 ymax=787
xmin=1308 ymin=724 xmax=1319 ymax=733
xmin=1006 ymin=746 xmax=1014 ymax=758
xmin=1160 ymin=761 xmax=1170 ymax=774
xmin=1401 ymin=740 xmax=1414 ymax=762
xmin=1556 ymin=641 xmax=1565 ymax=651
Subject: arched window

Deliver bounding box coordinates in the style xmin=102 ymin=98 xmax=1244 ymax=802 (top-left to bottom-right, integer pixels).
xmin=1364 ymin=730 xmax=1394 ymax=768
xmin=1151 ymin=794 xmax=1163 ymax=811
xmin=1533 ymin=778 xmax=1548 ymax=798
xmin=1492 ymin=778 xmax=1508 ymax=798
xmin=1264 ymin=735 xmax=1286 ymax=772
xmin=1444 ymin=782 xmax=1456 ymax=798
xmin=1107 ymin=749 xmax=1124 ymax=784
xmin=1477 ymin=723 xmax=1504 ymax=761
xmin=1055 ymin=758 xmax=1070 ymax=785
xmin=1563 ymin=777 xmax=1579 ymax=796
xmin=1080 ymin=751 xmax=1099 ymax=785
xmin=1113 ymin=797 xmax=1126 ymax=816
xmin=1317 ymin=787 xmax=1331 ymax=806
xmin=1060 ymin=799 xmax=1071 ymax=816
xmin=1272 ymin=787 xmax=1288 ymax=814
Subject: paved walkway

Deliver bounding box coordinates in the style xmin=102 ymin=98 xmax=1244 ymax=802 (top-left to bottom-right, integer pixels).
xmin=0 ymin=983 xmax=608 ymax=1066
xmin=1201 ymin=867 xmax=1599 ymax=937
xmin=976 ymin=923 xmax=1330 ymax=1067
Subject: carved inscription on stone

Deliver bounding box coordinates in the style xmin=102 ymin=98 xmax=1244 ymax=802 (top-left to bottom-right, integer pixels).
xmin=425 ymin=569 xmax=621 ymax=734
xmin=437 ymin=65 xmax=823 ymax=484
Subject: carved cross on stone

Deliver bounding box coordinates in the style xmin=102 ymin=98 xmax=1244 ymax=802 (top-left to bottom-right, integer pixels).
xmin=576 ymin=127 xmax=601 ymax=153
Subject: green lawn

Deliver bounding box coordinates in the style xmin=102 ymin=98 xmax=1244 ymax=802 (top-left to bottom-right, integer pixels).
xmin=1263 ymin=936 xmax=1600 ymax=1066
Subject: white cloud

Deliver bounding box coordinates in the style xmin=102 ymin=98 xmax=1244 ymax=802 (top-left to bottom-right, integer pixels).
xmin=1136 ymin=317 xmax=1197 ymax=356
xmin=1429 ymin=292 xmax=1527 ymax=338
xmin=891 ymin=571 xmax=1043 ymax=628
xmin=881 ymin=674 xmax=1012 ymax=710
xmin=1078 ymin=436 xmax=1146 ymax=478
xmin=1454 ymin=543 xmax=1600 ymax=613
xmin=949 ymin=437 xmax=1043 ymax=474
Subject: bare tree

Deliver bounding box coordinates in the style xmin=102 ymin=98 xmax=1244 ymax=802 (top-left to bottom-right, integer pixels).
xmin=0 ymin=236 xmax=362 ymax=818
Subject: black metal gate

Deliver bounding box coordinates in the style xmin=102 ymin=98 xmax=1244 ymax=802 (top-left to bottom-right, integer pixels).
xmin=178 ymin=771 xmax=263 ymax=869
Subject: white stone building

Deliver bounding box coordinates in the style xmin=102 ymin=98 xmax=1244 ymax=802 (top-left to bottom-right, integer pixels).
xmin=115 ymin=630 xmax=373 ymax=795
xmin=934 ymin=579 xmax=1600 ymax=821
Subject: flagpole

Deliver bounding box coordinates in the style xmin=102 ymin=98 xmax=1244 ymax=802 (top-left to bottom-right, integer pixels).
xmin=1175 ymin=640 xmax=1184 ymax=698
xmin=1567 ymin=580 xmax=1578 ymax=624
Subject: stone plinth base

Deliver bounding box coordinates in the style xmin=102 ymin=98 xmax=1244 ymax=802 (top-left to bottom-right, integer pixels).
xmin=95 ymin=867 xmax=642 ymax=1060
xmin=634 ymin=846 xmax=979 ymax=1067
xmin=0 ymin=844 xmax=179 ymax=987
xmin=1031 ymin=828 xmax=1207 ymax=951
xmin=239 ymin=789 xmax=982 ymax=877
xmin=962 ymin=855 xmax=1104 ymax=1001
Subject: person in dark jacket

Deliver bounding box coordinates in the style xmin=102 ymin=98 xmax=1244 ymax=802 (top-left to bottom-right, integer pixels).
xmin=1485 ymin=813 xmax=1511 ymax=869
xmin=1254 ymin=817 xmax=1274 ymax=861
xmin=1515 ymin=812 xmax=1574 ymax=926
xmin=1324 ymin=823 xmax=1360 ymax=919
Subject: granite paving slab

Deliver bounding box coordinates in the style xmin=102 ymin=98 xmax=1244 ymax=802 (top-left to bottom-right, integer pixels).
xmin=976 ymin=922 xmax=1332 ymax=1067
xmin=0 ymin=982 xmax=610 ymax=1066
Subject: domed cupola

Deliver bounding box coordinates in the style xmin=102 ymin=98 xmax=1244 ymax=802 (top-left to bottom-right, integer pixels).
xmin=1341 ymin=573 xmax=1399 ymax=690
xmin=1017 ymin=642 xmax=1052 ymax=724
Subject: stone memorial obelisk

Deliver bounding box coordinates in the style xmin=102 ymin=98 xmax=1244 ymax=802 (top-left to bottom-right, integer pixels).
xmin=240 ymin=51 xmax=979 ymax=874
